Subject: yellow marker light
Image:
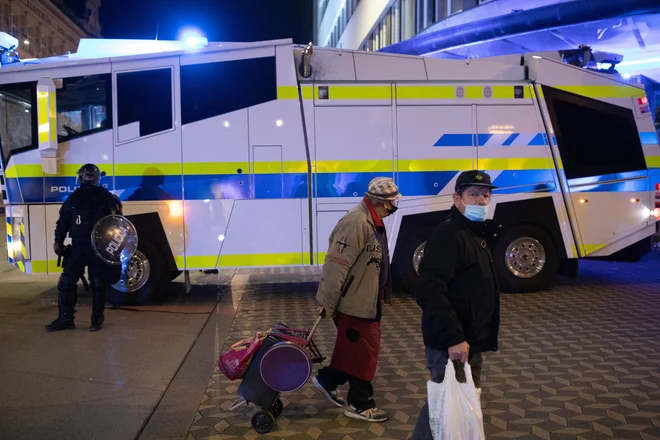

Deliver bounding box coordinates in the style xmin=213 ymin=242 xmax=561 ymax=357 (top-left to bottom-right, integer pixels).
xmin=630 ymin=198 xmax=640 ymax=203
xmin=579 ymin=199 xmax=588 ymax=204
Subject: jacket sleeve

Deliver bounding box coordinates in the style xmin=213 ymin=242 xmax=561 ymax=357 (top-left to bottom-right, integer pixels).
xmin=54 ymin=196 xmax=73 ymax=244
xmin=415 ymin=227 xmax=465 ymax=348
xmin=316 ymin=219 xmax=366 ymax=316
xmin=111 ymin=193 xmax=123 ymax=215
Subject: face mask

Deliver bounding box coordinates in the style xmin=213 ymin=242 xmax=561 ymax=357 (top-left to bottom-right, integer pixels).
xmin=386 ymin=201 xmax=398 ymax=215
xmin=460 ymin=199 xmax=488 ymax=222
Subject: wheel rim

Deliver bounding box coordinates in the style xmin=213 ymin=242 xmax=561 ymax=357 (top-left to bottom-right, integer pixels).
xmin=255 ymin=413 xmax=272 ymax=430
xmin=504 ymin=237 xmax=546 ymax=279
xmin=412 ymin=241 xmax=427 ymax=275
xmin=112 ymin=250 xmax=151 ymax=292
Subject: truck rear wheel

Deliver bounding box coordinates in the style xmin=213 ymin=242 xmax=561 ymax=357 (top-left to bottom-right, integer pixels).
xmin=392 ymin=227 xmax=433 ymax=295
xmin=493 ymin=224 xmax=558 ymax=293
xmin=106 ymin=239 xmax=168 ymax=305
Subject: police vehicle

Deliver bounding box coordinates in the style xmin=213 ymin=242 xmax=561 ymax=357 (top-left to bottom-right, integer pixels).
xmin=1 ymin=32 xmax=659 ymax=304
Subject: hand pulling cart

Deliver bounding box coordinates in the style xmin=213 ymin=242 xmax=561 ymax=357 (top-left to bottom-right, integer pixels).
xmin=228 ymin=316 xmax=325 ymax=434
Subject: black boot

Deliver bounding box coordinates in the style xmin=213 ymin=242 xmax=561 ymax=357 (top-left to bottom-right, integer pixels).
xmin=90 ymin=290 xmax=105 ymax=332
xmin=45 ymin=291 xmax=76 ymax=332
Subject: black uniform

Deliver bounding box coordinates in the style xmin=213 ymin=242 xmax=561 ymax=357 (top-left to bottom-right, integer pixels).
xmin=46 ymin=180 xmax=122 ymax=332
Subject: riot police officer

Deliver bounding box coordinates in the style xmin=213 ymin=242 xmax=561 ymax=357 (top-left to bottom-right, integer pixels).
xmin=45 ymin=163 xmax=123 ymax=332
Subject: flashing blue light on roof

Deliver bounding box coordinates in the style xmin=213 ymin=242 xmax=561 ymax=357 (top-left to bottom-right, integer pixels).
xmin=180 ymin=30 xmax=208 ymax=49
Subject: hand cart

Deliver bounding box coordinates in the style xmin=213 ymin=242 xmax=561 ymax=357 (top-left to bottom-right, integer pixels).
xmin=229 ymin=315 xmax=325 ymax=434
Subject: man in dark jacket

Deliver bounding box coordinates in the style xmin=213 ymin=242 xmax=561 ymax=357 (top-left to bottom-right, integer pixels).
xmin=411 ymin=170 xmax=500 ymax=440
xmin=45 ymin=163 xmax=123 ymax=333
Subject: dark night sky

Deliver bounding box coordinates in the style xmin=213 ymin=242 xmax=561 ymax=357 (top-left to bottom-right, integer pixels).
xmin=94 ymin=0 xmax=313 ymax=44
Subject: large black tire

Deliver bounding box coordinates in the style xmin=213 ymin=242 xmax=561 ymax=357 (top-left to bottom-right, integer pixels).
xmin=106 ymin=239 xmax=168 ymax=306
xmin=492 ymin=224 xmax=558 ymax=293
xmin=392 ymin=227 xmax=434 ymax=295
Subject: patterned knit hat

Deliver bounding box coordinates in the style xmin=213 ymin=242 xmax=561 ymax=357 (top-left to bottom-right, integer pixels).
xmin=365 ymin=177 xmax=402 ymax=201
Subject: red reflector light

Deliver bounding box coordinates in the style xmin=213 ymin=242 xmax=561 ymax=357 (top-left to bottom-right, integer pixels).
xmin=655 ymin=208 xmax=660 ymax=219
xmin=639 ymin=96 xmax=649 ymax=105
xmin=656 ymin=184 xmax=660 ymax=191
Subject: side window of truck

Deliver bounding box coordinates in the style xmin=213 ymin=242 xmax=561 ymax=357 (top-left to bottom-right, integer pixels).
xmin=543 ymin=85 xmax=647 ymax=180
xmin=116 ymin=67 xmax=173 ymax=143
xmin=0 ymin=81 xmax=37 ymax=168
xmin=180 ymin=56 xmax=277 ymax=125
xmin=55 ymin=74 xmax=112 ymax=142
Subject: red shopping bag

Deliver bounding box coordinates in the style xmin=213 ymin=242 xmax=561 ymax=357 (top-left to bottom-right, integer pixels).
xmin=218 ymin=331 xmax=269 ymax=380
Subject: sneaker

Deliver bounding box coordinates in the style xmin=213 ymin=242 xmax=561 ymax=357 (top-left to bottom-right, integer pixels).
xmin=312 ymin=376 xmax=345 ymax=407
xmin=344 ymin=405 xmax=388 ymax=422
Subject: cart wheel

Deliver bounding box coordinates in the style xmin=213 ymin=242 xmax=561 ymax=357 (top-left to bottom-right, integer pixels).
xmin=271 ymin=398 xmax=283 ymax=418
xmin=252 ymin=410 xmax=275 ymax=434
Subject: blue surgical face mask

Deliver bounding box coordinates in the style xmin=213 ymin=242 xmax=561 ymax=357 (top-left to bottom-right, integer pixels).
xmin=460 ymin=199 xmax=489 ymax=222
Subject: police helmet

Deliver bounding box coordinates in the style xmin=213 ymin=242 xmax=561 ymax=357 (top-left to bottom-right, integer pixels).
xmin=78 ymin=163 xmax=102 ymax=186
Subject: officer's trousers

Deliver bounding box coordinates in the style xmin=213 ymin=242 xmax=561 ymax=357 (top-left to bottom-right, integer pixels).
xmin=57 ymin=242 xmax=110 ymax=321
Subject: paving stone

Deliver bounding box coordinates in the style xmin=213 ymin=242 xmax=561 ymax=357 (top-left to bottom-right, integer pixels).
xmin=187 ymin=254 xmax=660 ymax=439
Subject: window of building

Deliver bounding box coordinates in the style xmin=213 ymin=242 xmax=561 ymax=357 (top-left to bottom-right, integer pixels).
xmin=117 ymin=68 xmax=173 ymax=142
xmin=543 ymin=85 xmax=648 ymax=180
xmin=0 ymin=82 xmax=36 ymax=167
xmin=451 ymin=0 xmax=463 ymax=15
xmin=56 ymin=74 xmax=112 ymax=142
xmin=181 ymin=56 xmax=277 ymax=125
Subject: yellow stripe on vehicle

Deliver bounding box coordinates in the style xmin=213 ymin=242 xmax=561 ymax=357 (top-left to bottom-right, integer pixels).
xmin=490 ymin=85 xmax=533 ymax=99
xmin=301 ymin=85 xmax=314 ymax=100
xmin=37 ymin=90 xmax=49 ymax=144
xmin=399 ymin=159 xmax=473 ymax=172
xmin=478 ymin=157 xmax=554 ymax=170
xmin=6 ymin=163 xmax=115 ymax=178
xmin=31 ymin=259 xmax=62 ymax=274
xmin=277 ymin=86 xmax=298 ymax=100
xmin=17 ymin=261 xmax=25 ymax=273
xmin=555 ymin=85 xmax=645 ymax=99
xmin=464 ymin=86 xmax=482 ymax=99
xmin=114 ymin=163 xmax=182 ymax=177
xmin=183 ymin=255 xmax=219 ymax=269
xmin=316 ymin=85 xmax=392 ymax=100
xmin=315 ymin=160 xmax=394 ymax=173
xmin=6 ymin=222 xmax=11 ymax=238
xmin=646 ymin=156 xmax=660 ymax=168
xmin=49 ymin=91 xmax=57 ymax=143
xmin=219 ymin=252 xmax=304 ymax=267
xmin=396 ymin=86 xmax=455 ymax=100
xmin=184 ymin=162 xmax=248 ymax=175
xmin=572 ymin=243 xmax=607 ymax=257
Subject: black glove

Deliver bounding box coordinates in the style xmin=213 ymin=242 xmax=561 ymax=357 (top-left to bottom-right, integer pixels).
xmin=54 ymin=242 xmax=64 ymax=256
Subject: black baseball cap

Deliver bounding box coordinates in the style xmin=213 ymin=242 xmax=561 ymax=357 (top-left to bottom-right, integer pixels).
xmin=455 ymin=170 xmax=497 ymax=191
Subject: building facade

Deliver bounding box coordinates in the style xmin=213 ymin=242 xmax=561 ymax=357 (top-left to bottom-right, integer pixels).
xmin=0 ymin=0 xmax=101 ymax=59
xmin=315 ymin=0 xmax=492 ymax=51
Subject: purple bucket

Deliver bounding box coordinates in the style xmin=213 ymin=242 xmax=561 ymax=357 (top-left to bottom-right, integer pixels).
xmin=260 ymin=341 xmax=312 ymax=393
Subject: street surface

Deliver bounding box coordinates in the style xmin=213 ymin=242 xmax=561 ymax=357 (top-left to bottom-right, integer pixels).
xmin=1 ymin=215 xmax=660 ymax=440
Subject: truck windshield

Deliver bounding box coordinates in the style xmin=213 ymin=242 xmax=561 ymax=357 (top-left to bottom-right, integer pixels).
xmin=0 ymin=82 xmax=36 ymax=167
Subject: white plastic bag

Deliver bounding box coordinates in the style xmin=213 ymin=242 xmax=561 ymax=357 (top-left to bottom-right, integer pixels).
xmin=428 ymin=360 xmax=485 ymax=440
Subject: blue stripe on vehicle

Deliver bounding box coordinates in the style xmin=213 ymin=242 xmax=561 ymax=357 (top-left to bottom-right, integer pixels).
xmin=10 ymin=169 xmax=652 ymax=203
xmin=7 ymin=177 xmax=43 ymax=203
xmin=475 ymin=134 xmax=493 ymax=146
xmin=397 ymin=171 xmax=458 ymax=196
xmin=434 ymin=134 xmax=473 ymax=147
xmin=492 ymin=170 xmax=556 ymax=189
xmin=528 ymin=133 xmax=547 ymax=146
xmin=502 ymin=133 xmax=519 ymax=146
xmin=181 ymin=175 xmax=249 ymax=201
xmin=640 ymin=131 xmax=659 ymax=145
xmin=316 ymin=172 xmax=394 ymax=198
xmin=574 ymin=179 xmax=650 ymax=193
